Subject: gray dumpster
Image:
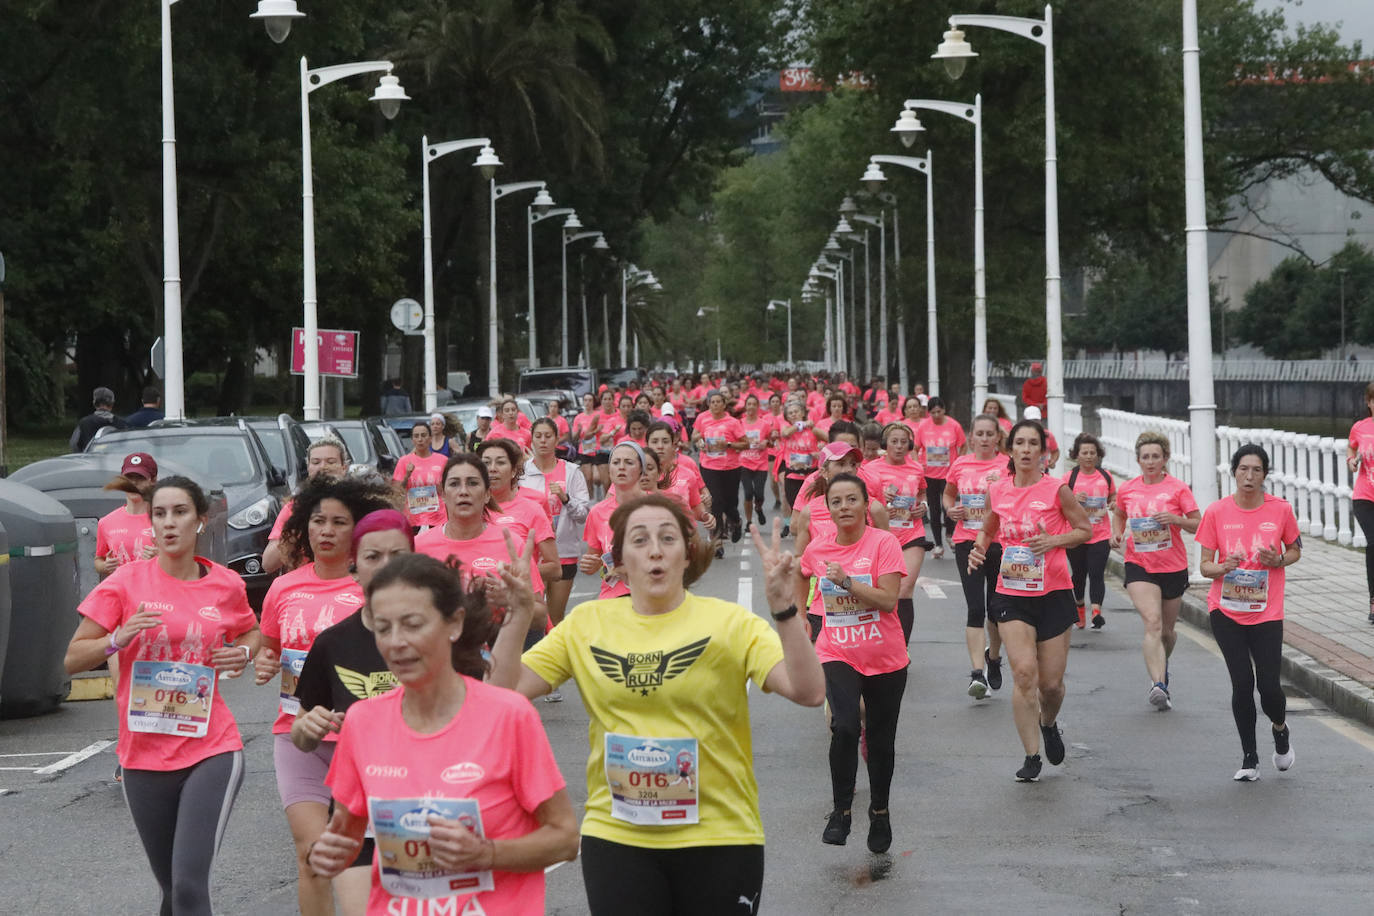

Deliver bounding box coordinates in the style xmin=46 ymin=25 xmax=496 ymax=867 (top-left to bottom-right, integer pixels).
xmin=0 ymin=480 xmax=80 ymax=718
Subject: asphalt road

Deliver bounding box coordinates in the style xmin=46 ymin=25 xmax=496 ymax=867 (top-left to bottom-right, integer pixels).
xmin=3 ymin=535 xmax=1373 ymax=915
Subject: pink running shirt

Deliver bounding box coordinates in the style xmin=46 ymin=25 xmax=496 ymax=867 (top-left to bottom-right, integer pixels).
xmin=987 ymin=475 xmax=1073 ymax=596
xmin=1195 ymin=493 xmax=1301 ymax=625
xmin=1116 ymin=474 xmax=1199 ymax=573
xmin=800 ymin=526 xmax=909 ymax=676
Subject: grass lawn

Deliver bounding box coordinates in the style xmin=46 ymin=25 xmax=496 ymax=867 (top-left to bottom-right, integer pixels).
xmin=4 ymin=426 xmax=73 ymax=473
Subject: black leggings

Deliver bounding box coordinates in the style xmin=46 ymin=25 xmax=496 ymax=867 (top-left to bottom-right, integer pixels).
xmin=824 ymin=662 xmax=908 ymax=812
xmin=784 ymin=473 xmax=808 ymax=510
xmin=700 ymin=466 xmax=742 ymax=526
xmin=581 ymin=836 xmax=764 ymax=915
xmin=954 ymin=540 xmax=1002 ymax=628
xmin=1066 ymin=539 xmax=1110 ymax=606
xmin=926 ymin=478 xmax=952 ymax=547
xmin=122 ymin=750 xmax=245 ymax=916
xmin=740 ymin=469 xmax=769 ymax=507
xmin=1209 ymin=611 xmax=1286 ymax=757
xmin=1354 ymin=499 xmax=1374 ymax=600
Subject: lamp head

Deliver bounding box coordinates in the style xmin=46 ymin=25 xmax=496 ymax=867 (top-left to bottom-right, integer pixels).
xmin=860 ymin=162 xmax=887 ymax=193
xmin=473 ymin=144 xmax=502 ymax=179
xmin=592 ymin=235 xmax=610 ymax=250
xmin=696 ymin=308 xmax=707 ymax=318
xmin=839 ymin=196 xmax=858 ymax=216
xmin=370 ymin=72 xmax=409 ymax=120
xmin=251 ymin=1 xmax=305 ymax=44
xmin=531 ymin=187 xmax=555 ymax=213
xmin=562 ymin=212 xmax=584 ymax=231
xmin=824 ymin=236 xmax=841 ymax=251
xmin=932 ymin=26 xmax=977 ymax=80
xmin=834 ymin=217 xmax=853 ymax=235
xmin=890 ymin=108 xmax=925 ymax=148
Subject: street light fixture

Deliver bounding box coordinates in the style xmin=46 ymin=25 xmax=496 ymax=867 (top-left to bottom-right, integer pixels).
xmin=902 ymin=94 xmax=988 ymax=411
xmin=564 ymin=228 xmax=605 ymax=366
xmin=421 ymin=135 xmax=496 ymax=412
xmin=697 ymin=306 xmax=723 ymax=369
xmin=491 ymin=178 xmax=552 ymax=396
xmin=527 ymin=206 xmax=575 ymax=367
xmin=850 ymin=212 xmax=887 ymax=382
xmin=251 ymin=0 xmax=305 ymax=44
xmin=862 ymin=152 xmax=939 ymax=396
xmin=932 ymin=4 xmax=1064 ymax=435
xmin=809 ymin=266 xmax=839 ymax=371
xmin=299 ymin=56 xmax=409 ymax=420
xmin=621 ymin=266 xmax=658 ymax=365
xmin=767 ymin=299 xmax=793 ymax=365
xmin=889 ymin=108 xmax=926 ymax=148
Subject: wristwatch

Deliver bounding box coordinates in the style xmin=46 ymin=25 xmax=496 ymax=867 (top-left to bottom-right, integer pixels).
xmin=771 ymin=604 xmax=799 ymax=622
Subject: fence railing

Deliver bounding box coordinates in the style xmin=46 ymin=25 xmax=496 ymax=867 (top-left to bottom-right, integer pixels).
xmin=992 ymin=359 xmax=1374 ymax=383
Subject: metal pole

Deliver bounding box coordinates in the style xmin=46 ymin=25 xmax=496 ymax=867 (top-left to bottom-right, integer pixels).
xmin=602 ymin=292 xmax=610 ymax=366
xmin=1043 ymin=4 xmax=1065 ymax=437
xmin=421 ymin=137 xmax=439 ymax=413
xmin=580 ymin=254 xmax=590 ymax=367
xmin=925 ymin=150 xmax=939 ymax=397
xmin=527 ymin=205 xmax=537 ymax=370
xmin=878 ymin=214 xmax=887 ymax=383
xmin=634 ymin=333 xmax=640 ymax=367
xmin=836 ymin=261 xmax=846 ymax=376
xmin=972 ymin=94 xmax=988 ymax=412
xmin=893 ymin=207 xmax=907 ymax=392
xmin=824 ymin=292 xmax=834 ymax=370
xmin=560 ymin=231 xmax=570 ymax=367
xmin=1182 ymin=0 xmax=1217 ymax=506
xmin=847 ymin=255 xmax=858 ymax=376
xmin=487 ymin=177 xmax=499 ymax=396
xmin=300 ymin=56 xmax=321 ymax=420
xmin=619 ymin=269 xmax=628 ymax=365
xmin=160 ymin=0 xmax=186 ymax=421
xmin=863 ymin=229 xmax=872 ymax=381
xmin=787 ymin=298 xmax=794 ymax=366
xmin=1340 ymin=269 xmax=1348 ymax=360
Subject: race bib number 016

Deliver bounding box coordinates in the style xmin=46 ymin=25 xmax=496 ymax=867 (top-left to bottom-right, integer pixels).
xmin=605 ymin=734 xmax=700 ymax=825
xmin=406 ymin=484 xmax=440 ymax=516
xmin=960 ymin=493 xmax=987 ymax=530
xmin=819 ymin=574 xmax=877 ymax=628
xmin=127 ymin=660 xmax=215 ymax=737
xmin=1128 ymin=517 xmax=1172 ymax=552
xmin=999 ymin=545 xmax=1045 ymax=592
xmin=279 ymin=648 xmax=308 ymax=716
xmin=1221 ymin=568 xmax=1269 ymax=613
xmin=1079 ymin=494 xmax=1107 ymax=523
xmin=369 ymin=796 xmax=494 ymax=900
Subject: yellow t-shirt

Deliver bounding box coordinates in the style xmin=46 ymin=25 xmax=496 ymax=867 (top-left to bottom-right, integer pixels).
xmin=522 ymin=592 xmax=785 ymax=849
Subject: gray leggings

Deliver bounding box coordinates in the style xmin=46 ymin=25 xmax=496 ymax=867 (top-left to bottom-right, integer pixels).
xmin=122 ymin=750 xmax=245 ymax=916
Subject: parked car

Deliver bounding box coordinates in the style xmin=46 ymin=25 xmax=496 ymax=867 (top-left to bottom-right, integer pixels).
xmin=150 ymin=414 xmax=312 ymax=489
xmin=598 ymin=366 xmax=647 ymax=390
xmin=518 ymin=367 xmax=597 ymax=399
xmin=299 ymin=418 xmax=399 ymax=473
xmin=521 ymin=389 xmax=581 ymax=422
xmin=85 ymin=422 xmax=288 ymax=609
xmin=382 ymin=397 xmax=538 ymax=449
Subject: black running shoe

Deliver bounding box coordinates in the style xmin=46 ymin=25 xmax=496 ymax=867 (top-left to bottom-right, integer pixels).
xmin=730 ymin=518 xmax=742 ymax=543
xmin=984 ymin=649 xmax=1003 ymax=691
xmin=1091 ymin=611 xmax=1106 ymax=629
xmin=822 ymin=809 xmax=852 ymax=845
xmin=867 ymin=808 xmax=892 ymax=853
xmin=758 ymin=506 xmax=766 ymax=525
xmin=1015 ymin=754 xmax=1043 ymax=782
xmin=1040 ymin=722 xmax=1065 ymax=766
xmin=967 ymin=670 xmax=989 ymax=699
xmin=1273 ymin=725 xmax=1294 ymax=771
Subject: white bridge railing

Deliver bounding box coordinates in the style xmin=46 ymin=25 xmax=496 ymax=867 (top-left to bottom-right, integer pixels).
xmin=978 ymin=394 xmax=1363 ymax=548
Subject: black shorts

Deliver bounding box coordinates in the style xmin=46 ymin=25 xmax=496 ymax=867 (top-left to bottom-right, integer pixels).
xmin=592 ymin=450 xmax=611 ymax=466
xmin=560 ymin=561 xmax=578 ymax=581
xmin=902 ymin=537 xmax=934 ymax=552
xmin=1123 ymin=562 xmax=1189 ymax=600
xmin=988 ymin=588 xmax=1077 ymax=641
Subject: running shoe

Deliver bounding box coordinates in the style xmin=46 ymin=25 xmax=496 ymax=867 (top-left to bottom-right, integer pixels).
xmin=782 ymin=524 xmax=791 ymax=539
xmin=1148 ymin=682 xmax=1172 ymax=711
xmin=543 ymin=690 xmax=563 ymax=703
xmin=822 ymin=809 xmax=852 ymax=845
xmin=1273 ymin=725 xmax=1294 ymax=771
xmin=1075 ymin=603 xmax=1086 ymax=629
xmin=758 ymin=506 xmax=766 ymax=525
xmin=931 ymin=545 xmax=945 ymax=559
xmin=730 ymin=518 xmax=742 ymax=543
xmin=1091 ymin=607 xmax=1106 ymax=629
xmin=1015 ymin=754 xmax=1043 ymax=782
xmin=1040 ymin=722 xmax=1066 ymax=766
xmin=1234 ymin=753 xmax=1260 ymax=782
xmin=744 ymin=520 xmax=752 ymax=534
xmin=984 ymin=650 xmax=1003 ymax=691
xmin=867 ymin=808 xmax=892 ymax=853
xmin=967 ymin=670 xmax=989 ymax=700
xmin=715 ymin=545 xmax=726 ymax=559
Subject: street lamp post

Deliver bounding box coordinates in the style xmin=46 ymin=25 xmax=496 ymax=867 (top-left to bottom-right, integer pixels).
xmin=933 ymin=4 xmax=1062 ymax=434
xmin=850 ymin=213 xmax=886 ymax=383
xmin=421 ymin=136 xmax=499 ymax=413
xmin=564 ymin=226 xmax=607 ymax=366
xmin=896 ymin=94 xmax=987 ymax=411
xmin=527 ymin=206 xmax=576 ymax=363
xmin=767 ymin=299 xmax=793 ymax=365
xmin=697 ymin=307 xmax=722 ymax=369
xmin=489 ymin=179 xmax=546 ymax=395
xmin=300 ymin=56 xmax=409 ymax=420
xmin=620 ymin=266 xmax=658 ymax=366
xmin=809 ymin=266 xmax=839 ymax=370
xmin=160 ymin=1 xmax=303 ymax=421
xmin=864 ymin=152 xmax=939 ymax=396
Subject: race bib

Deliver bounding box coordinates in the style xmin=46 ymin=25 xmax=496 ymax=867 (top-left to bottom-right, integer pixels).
xmin=1128 ymin=517 xmax=1172 ymax=552
xmin=745 ymin=429 xmax=762 ymax=447
xmin=789 ymin=452 xmax=814 ymax=469
xmin=580 ymin=436 xmax=598 ymax=453
xmin=279 ymin=648 xmax=308 ymax=716
xmin=406 ymin=484 xmax=439 ymax=517
xmin=960 ymin=493 xmax=987 ymax=531
xmin=704 ymin=436 xmax=726 ymax=458
xmin=604 ymin=734 xmax=699 ymax=825
xmin=887 ymin=494 xmax=916 ymax=529
xmin=819 ymin=573 xmax=879 ymax=628
xmin=999 ymin=545 xmax=1045 ymax=592
xmin=1221 ymin=568 xmax=1269 ymax=613
xmin=601 ymin=551 xmax=621 ymax=587
xmin=127 ymin=660 xmax=215 ymax=737
xmin=926 ymin=444 xmax=950 ymax=467
xmin=369 ymin=797 xmax=494 ymax=900
xmin=1079 ymin=494 xmax=1107 ymax=524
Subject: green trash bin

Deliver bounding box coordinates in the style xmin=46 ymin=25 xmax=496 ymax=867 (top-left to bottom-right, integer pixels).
xmin=0 ymin=480 xmax=79 ymax=718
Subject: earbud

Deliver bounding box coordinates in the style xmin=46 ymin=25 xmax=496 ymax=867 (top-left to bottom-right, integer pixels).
xmin=196 ymin=523 xmax=204 ymax=534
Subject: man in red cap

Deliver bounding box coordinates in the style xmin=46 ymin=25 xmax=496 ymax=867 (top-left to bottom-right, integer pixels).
xmin=1021 ymin=361 xmax=1047 ymax=413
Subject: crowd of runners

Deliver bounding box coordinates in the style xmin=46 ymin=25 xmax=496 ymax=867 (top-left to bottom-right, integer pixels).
xmin=63 ymin=368 xmax=1314 ymax=914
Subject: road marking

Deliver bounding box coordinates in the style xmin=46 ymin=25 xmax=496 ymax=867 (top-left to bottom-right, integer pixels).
xmin=921 ymin=583 xmax=947 ymax=599
xmin=0 ymin=752 xmax=81 ymax=758
xmin=0 ymin=767 xmax=41 ymax=772
xmin=915 ymin=575 xmax=962 ymax=588
xmin=34 ymin=740 xmax=113 ymax=776
xmin=738 ymin=577 xmax=752 ymax=609
xmin=740 ymin=560 xmax=751 ymax=572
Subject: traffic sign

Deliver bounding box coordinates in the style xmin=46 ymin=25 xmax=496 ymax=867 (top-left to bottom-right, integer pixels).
xmin=391 ymin=298 xmax=423 ymax=333
xmin=291 ymin=328 xmax=359 ymax=378
xmin=151 ymin=337 xmax=165 ymax=379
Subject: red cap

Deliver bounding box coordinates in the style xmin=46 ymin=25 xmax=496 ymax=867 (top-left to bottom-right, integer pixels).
xmin=1030 ymin=361 xmax=1043 ymax=371
xmin=121 ymin=452 xmax=157 ymax=480
xmin=820 ymin=441 xmax=859 ymax=464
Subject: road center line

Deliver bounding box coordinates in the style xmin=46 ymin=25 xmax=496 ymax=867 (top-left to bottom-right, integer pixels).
xmin=34 ymin=740 xmax=113 ymax=776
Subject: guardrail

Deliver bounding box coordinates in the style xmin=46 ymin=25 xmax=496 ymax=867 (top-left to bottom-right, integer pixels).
xmin=992 ymin=359 xmax=1374 ymax=383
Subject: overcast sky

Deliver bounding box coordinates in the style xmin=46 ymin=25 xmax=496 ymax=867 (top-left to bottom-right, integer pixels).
xmin=1255 ymin=0 xmax=1374 ymax=49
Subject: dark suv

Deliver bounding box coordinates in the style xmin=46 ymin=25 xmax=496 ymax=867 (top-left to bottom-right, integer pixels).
xmin=86 ymin=421 xmax=288 ymax=608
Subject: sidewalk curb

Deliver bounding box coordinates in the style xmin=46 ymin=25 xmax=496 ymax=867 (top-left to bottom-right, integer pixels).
xmin=1106 ymin=554 xmax=1374 ymax=729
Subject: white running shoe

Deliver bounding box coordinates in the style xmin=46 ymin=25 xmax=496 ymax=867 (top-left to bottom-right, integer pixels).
xmin=1273 ymin=726 xmax=1294 ymax=771
xmin=1234 ymin=753 xmax=1260 ymax=782
xmin=1148 ymin=682 xmax=1172 ymax=711
xmin=967 ymin=671 xmax=989 ymax=699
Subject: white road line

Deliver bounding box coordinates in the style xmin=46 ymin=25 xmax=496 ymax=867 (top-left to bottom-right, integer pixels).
xmin=740 ymin=560 xmax=751 ymax=572
xmin=738 ymin=577 xmax=752 ymax=609
xmin=921 ymin=583 xmax=947 ymax=599
xmin=34 ymin=740 xmax=113 ymax=776
xmin=0 ymin=752 xmax=77 ymax=758
xmin=0 ymin=767 xmax=40 ymax=772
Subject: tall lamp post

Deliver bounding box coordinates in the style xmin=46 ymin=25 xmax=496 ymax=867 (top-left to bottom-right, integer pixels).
xmin=489 ymin=179 xmax=548 ymax=395
xmin=620 ymin=267 xmax=659 ymax=365
xmin=863 ymin=152 xmax=939 ymax=396
xmin=564 ymin=224 xmax=608 ymax=366
xmin=767 ymin=299 xmax=793 ymax=365
xmin=895 ymin=95 xmax=987 ymax=411
xmin=933 ymin=4 xmax=1063 ymax=434
xmin=809 ymin=265 xmax=839 ymax=371
xmin=849 ymin=211 xmax=886 ymax=383
xmin=160 ymin=1 xmax=303 ymax=421
xmin=300 ymin=56 xmax=409 ymax=420
xmin=697 ymin=307 xmax=722 ymax=370
xmin=421 ymin=136 xmax=499 ymax=413
xmin=528 ymin=205 xmax=575 ymax=364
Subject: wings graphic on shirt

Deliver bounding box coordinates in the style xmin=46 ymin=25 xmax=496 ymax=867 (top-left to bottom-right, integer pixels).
xmin=334 ymin=665 xmax=398 ymax=700
xmin=589 ymin=637 xmax=711 ymax=695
